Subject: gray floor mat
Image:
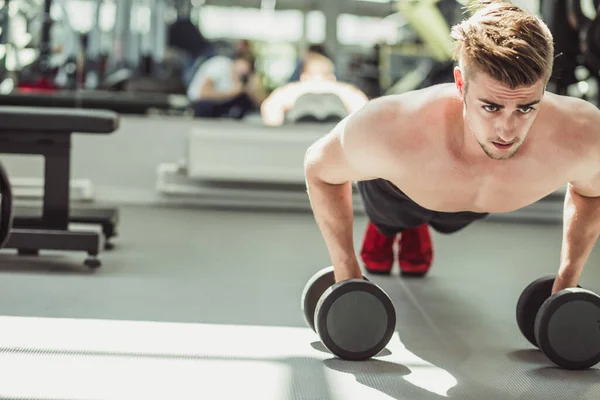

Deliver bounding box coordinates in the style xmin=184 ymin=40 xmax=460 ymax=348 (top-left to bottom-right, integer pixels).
xmin=0 ymin=205 xmax=598 ymax=399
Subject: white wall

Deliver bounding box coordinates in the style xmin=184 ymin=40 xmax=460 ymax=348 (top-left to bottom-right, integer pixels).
xmin=512 ymin=0 xmax=539 ymax=14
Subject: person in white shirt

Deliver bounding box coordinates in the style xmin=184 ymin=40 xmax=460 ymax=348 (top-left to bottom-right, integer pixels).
xmin=187 ymin=52 xmax=265 ymax=119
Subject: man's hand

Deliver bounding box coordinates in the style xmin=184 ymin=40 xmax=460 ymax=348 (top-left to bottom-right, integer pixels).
xmin=551 ymin=272 xmax=579 ymax=294
xmin=334 ymin=261 xmax=364 ymax=283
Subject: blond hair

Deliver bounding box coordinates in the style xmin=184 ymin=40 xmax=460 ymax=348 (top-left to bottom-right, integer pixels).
xmin=450 ymin=0 xmax=554 ymax=89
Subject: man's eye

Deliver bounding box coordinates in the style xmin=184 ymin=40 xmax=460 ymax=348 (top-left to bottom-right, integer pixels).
xmin=483 ymin=105 xmax=498 ymax=112
xmin=519 ymin=107 xmax=534 ymax=114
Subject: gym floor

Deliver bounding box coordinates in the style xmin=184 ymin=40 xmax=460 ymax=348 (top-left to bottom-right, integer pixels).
xmin=0 ymin=116 xmax=599 ymax=399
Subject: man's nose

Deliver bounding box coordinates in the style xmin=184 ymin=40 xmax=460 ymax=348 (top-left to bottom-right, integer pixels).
xmin=497 ymin=117 xmax=517 ymax=142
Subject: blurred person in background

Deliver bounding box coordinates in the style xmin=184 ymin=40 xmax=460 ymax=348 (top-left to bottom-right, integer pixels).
xmin=187 ymin=50 xmax=266 ymax=119
xmin=261 ymin=54 xmax=368 ymax=126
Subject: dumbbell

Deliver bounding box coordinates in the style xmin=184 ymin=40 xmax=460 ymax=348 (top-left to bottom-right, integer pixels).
xmin=301 ymin=266 xmax=396 ymax=361
xmin=516 ymin=275 xmax=600 ymax=370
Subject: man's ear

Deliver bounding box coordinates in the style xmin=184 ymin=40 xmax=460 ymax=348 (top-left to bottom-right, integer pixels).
xmin=454 ymin=66 xmax=465 ymax=99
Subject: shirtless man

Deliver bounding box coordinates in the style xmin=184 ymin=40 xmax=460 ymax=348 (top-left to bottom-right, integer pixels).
xmin=304 ymin=0 xmax=600 ymax=295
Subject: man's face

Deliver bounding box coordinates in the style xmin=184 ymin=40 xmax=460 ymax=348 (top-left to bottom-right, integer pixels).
xmin=300 ymin=57 xmax=336 ymax=82
xmin=454 ymin=67 xmax=545 ymax=160
xmin=233 ymin=59 xmax=251 ymax=78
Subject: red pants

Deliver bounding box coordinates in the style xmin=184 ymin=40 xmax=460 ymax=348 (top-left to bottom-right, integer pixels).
xmin=360 ymin=221 xmax=433 ymax=275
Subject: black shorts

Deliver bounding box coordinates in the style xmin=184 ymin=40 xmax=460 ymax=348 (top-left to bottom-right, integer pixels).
xmin=356 ymin=179 xmax=489 ymax=237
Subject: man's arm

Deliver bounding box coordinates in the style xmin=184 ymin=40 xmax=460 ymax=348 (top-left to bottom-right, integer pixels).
xmin=553 ymin=103 xmax=600 ymax=293
xmin=304 ymin=99 xmax=398 ymax=282
xmin=553 ymin=178 xmax=600 ymax=293
xmin=261 ymin=86 xmax=297 ymax=126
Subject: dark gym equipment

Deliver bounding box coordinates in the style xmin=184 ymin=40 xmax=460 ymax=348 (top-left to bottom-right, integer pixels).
xmin=580 ymin=13 xmax=600 ymax=75
xmin=286 ymin=93 xmax=349 ymax=124
xmin=565 ymin=0 xmax=600 ymax=74
xmin=0 ymin=106 xmax=119 ymax=268
xmin=516 ymin=276 xmax=556 ymax=347
xmin=542 ymin=0 xmax=581 ymax=95
xmin=0 ymin=90 xmax=190 ymax=115
xmin=0 ymin=160 xmax=14 ymax=248
xmin=15 ymin=0 xmax=63 ymax=91
xmin=301 ymin=266 xmax=396 ymax=361
xmin=536 ymin=287 xmax=600 ymax=370
xmin=168 ymin=18 xmax=216 ymax=62
xmin=541 ymin=0 xmax=600 ymax=103
xmin=565 ymin=0 xmax=592 ymax=34
xmin=13 ymin=205 xmax=118 ymax=250
xmin=516 ymin=276 xmax=600 ymax=370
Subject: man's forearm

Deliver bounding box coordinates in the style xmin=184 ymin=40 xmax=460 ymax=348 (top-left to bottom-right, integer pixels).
xmin=556 ymin=185 xmax=600 ymax=290
xmin=305 ymin=176 xmax=362 ymax=281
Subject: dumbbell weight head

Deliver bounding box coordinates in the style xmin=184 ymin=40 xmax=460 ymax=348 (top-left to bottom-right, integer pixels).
xmin=302 ymin=266 xmax=336 ymax=332
xmin=516 ymin=276 xmax=583 ymax=348
xmin=315 ymin=279 xmax=396 ymax=361
xmin=534 ymin=288 xmax=600 ymax=370
xmin=301 ymin=266 xmax=369 ymax=332
xmin=516 ymin=276 xmax=555 ymax=347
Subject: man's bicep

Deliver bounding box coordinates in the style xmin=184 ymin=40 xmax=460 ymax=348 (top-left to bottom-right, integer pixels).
xmin=570 ymin=106 xmax=600 ymax=197
xmin=570 ymin=170 xmax=600 ymax=198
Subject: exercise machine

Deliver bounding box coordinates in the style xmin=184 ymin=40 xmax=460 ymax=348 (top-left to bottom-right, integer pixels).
xmin=0 ymin=106 xmax=120 ymax=267
xmin=0 ymin=89 xmax=191 ymax=115
xmin=381 ymin=0 xmax=458 ymax=95
xmin=155 ymin=120 xmax=364 ymax=211
xmin=16 ymin=0 xmax=79 ymax=91
xmin=101 ymin=0 xmax=183 ymax=93
xmin=540 ymin=0 xmax=600 ymax=104
xmin=4 ymin=0 xmax=190 ymax=115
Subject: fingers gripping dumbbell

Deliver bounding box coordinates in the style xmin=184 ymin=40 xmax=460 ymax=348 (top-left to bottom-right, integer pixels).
xmin=301 ymin=266 xmax=396 ymax=361
xmin=516 ymin=276 xmax=600 ymax=370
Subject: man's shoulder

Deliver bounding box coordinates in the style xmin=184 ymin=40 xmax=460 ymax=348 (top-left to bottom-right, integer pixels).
xmin=544 ymin=92 xmax=598 ymax=122
xmin=353 ymin=84 xmax=454 ymax=131
xmin=543 ymin=93 xmax=600 ymax=138
xmin=344 ymin=86 xmax=452 ymax=159
xmin=542 ymin=94 xmax=600 ymax=160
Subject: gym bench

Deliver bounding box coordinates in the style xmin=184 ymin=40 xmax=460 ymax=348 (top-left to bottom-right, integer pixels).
xmin=0 ymin=106 xmax=120 ymax=268
xmin=0 ymin=90 xmax=190 ymax=115
xmin=13 ymin=205 xmax=119 ymax=250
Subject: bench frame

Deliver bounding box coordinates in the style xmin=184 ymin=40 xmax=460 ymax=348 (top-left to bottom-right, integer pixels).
xmin=1 ymin=131 xmax=72 ymax=228
xmin=0 ymin=128 xmax=114 ymax=267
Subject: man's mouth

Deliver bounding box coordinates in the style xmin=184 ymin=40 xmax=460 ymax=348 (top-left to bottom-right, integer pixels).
xmin=492 ymin=141 xmax=513 ymax=150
